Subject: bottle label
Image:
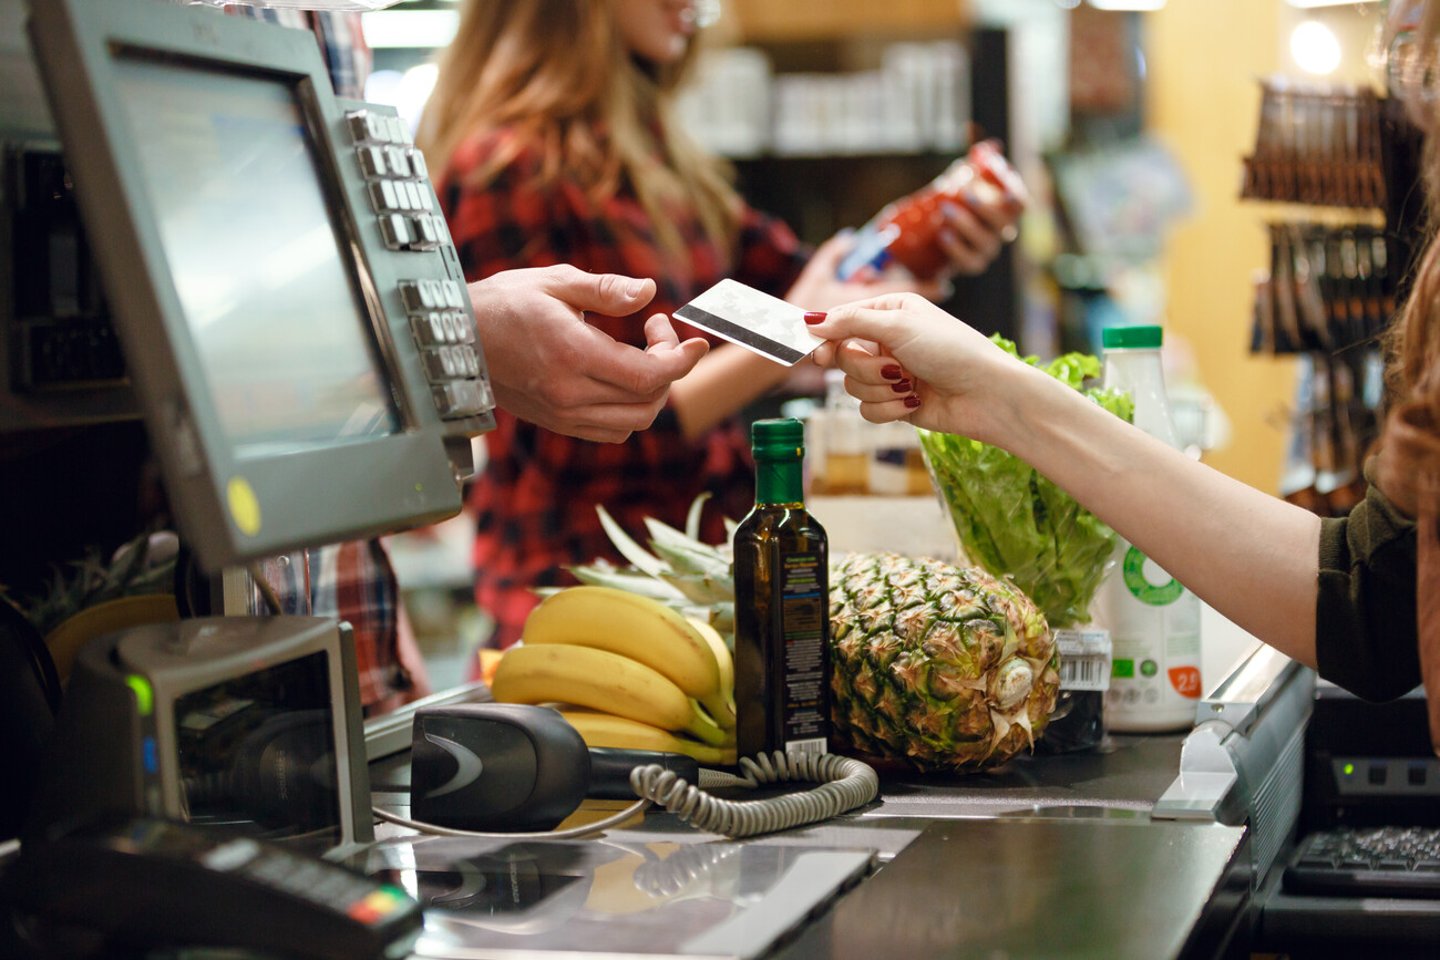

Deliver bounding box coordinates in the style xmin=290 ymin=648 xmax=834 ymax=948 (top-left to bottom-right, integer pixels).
xmin=1107 ymin=591 xmax=1202 ymax=706
xmin=1054 ymin=629 xmax=1111 ymax=692
xmin=779 ymin=551 xmax=829 ymax=756
xmin=1120 ymin=546 xmax=1186 ymax=606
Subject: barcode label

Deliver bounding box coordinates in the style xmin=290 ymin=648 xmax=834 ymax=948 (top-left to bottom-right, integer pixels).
xmin=784 ymin=738 xmax=829 ymax=758
xmin=1054 ymin=628 xmax=1111 ymax=692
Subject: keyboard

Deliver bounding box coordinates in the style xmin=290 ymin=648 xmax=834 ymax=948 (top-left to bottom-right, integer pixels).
xmin=1283 ymin=826 xmax=1440 ymax=899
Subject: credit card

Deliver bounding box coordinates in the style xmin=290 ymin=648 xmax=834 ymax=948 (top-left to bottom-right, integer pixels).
xmin=673 ymin=278 xmax=823 ymax=366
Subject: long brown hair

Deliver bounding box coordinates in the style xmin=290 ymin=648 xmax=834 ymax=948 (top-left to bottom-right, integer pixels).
xmin=415 ymin=0 xmax=741 ymax=258
xmin=1390 ymin=1 xmax=1440 ymax=405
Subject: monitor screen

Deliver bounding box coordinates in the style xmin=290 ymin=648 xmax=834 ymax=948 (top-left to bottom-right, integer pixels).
xmin=26 ymin=0 xmax=475 ymax=569
xmin=111 ymin=56 xmax=397 ymax=457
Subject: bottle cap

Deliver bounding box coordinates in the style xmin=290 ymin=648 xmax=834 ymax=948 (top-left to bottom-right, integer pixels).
xmin=1102 ymin=325 xmax=1163 ymax=349
xmin=751 ymin=418 xmax=804 ymax=460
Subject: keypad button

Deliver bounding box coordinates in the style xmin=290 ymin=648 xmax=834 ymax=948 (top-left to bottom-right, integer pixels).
xmin=380 ymin=214 xmax=412 ymax=250
xmin=421 ymin=349 xmax=448 ymax=382
xmin=451 ymin=312 xmax=474 ymax=344
xmin=416 ymin=183 xmax=434 ymax=212
xmin=367 ymin=180 xmax=398 ymax=213
xmin=369 ymin=114 xmax=392 ymax=143
xmin=442 ymin=279 xmax=464 ymax=309
xmin=408 ymin=149 xmax=428 ymax=180
xmin=452 ymin=380 xmax=481 ymax=416
xmin=357 ymin=146 xmax=386 ymax=178
xmin=387 ymin=147 xmax=412 ymax=179
xmin=399 ymin=281 xmax=425 ymax=312
xmin=408 ymin=315 xmax=434 ymax=346
xmin=426 ymin=279 xmax=447 ymax=308
xmin=345 ymin=111 xmax=371 ymax=144
xmin=386 ymin=116 xmax=407 ymax=144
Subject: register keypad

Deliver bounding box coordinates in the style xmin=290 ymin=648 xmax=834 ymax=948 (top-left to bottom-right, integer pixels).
xmin=347 ymin=108 xmax=492 ymax=423
xmin=346 ymin=108 xmax=445 ymax=253
xmin=397 ymin=278 xmax=490 ymax=419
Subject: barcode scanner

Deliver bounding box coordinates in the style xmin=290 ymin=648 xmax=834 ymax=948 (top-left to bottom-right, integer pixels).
xmin=408 ymin=703 xmax=699 ymax=832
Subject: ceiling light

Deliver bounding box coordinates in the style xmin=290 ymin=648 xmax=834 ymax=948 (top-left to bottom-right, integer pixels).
xmin=359 ymin=10 xmax=459 ymax=50
xmin=1291 ymin=19 xmax=1343 ymax=75
xmin=1086 ymin=0 xmax=1166 ymax=10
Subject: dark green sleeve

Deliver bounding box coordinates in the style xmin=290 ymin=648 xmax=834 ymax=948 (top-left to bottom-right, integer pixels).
xmin=1315 ymin=479 xmax=1419 ymax=701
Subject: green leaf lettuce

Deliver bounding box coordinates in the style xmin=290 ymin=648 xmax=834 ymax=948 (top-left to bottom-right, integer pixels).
xmin=918 ymin=335 xmax=1134 ymax=629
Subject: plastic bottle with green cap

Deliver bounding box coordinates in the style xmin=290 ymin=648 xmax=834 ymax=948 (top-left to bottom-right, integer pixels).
xmin=1097 ymin=325 xmax=1203 ymax=733
xmin=732 ymin=418 xmax=831 ymax=759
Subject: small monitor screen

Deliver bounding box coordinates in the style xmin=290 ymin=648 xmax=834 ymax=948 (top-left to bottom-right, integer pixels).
xmin=111 ymin=56 xmax=398 ymax=456
xmin=174 ymin=650 xmax=342 ymax=850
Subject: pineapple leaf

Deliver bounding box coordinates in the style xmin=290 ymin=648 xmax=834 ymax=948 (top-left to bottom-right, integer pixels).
xmin=641 ymin=514 xmax=706 ymax=552
xmin=708 ymin=602 xmax=734 ymax=637
xmin=684 ymin=492 xmax=711 ymax=542
xmin=657 ymin=572 xmax=734 ymax=606
xmin=650 ymin=541 xmax=731 ymax=581
xmin=595 ymin=504 xmax=667 ymax=577
xmin=567 ymin=563 xmax=689 ymax=603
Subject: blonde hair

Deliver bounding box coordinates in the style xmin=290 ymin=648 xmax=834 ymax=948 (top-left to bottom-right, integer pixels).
xmin=415 ymin=0 xmax=740 ymax=259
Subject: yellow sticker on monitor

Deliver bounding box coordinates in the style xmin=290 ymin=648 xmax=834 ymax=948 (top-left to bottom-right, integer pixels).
xmin=227 ymin=476 xmax=261 ymax=536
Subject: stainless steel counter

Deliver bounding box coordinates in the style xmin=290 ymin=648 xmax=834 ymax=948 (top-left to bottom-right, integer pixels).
xmin=772 ymin=816 xmax=1247 ymax=960
xmin=366 ymin=729 xmax=1257 ymax=959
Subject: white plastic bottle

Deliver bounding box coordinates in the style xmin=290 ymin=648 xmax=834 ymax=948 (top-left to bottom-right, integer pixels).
xmin=1097 ymin=325 xmax=1203 ymax=732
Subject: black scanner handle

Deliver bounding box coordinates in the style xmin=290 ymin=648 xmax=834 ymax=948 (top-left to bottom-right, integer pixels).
xmin=587 ymin=747 xmax=699 ymax=800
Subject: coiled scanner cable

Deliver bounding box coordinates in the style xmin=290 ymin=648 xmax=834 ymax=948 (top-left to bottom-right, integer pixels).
xmin=630 ymin=750 xmax=879 ymax=839
xmin=376 ymin=750 xmax=879 ymax=841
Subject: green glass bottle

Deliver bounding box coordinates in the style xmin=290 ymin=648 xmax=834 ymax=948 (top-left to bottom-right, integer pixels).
xmin=732 ymin=418 xmax=830 ymax=759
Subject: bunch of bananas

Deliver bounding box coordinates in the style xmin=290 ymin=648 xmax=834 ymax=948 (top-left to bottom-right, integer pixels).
xmin=491 ymin=585 xmax=737 ymax=766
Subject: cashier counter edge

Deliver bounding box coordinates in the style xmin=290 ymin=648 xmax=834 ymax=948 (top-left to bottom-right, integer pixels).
xmin=3 ymin=0 xmax=1440 ymax=957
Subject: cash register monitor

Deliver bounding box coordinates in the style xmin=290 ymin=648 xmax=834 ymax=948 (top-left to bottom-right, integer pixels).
xmin=24 ymin=0 xmax=470 ymax=572
xmin=17 ymin=0 xmax=498 ymax=855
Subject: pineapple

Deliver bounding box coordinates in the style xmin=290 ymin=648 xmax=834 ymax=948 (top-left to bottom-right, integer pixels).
xmin=571 ymin=498 xmax=1059 ymax=772
xmin=829 ymin=552 xmax=1058 ymax=770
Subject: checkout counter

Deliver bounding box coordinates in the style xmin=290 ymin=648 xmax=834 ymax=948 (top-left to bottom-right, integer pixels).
xmin=349 ymin=641 xmax=1253 ymax=960
xmin=2 ymin=1 xmax=1438 ymax=957
xmin=355 ymin=635 xmax=1440 ymax=960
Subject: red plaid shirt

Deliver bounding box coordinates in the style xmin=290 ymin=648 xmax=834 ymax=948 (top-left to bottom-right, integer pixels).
xmin=438 ymin=130 xmax=809 ymax=649
xmin=258 ymin=540 xmax=409 ymax=715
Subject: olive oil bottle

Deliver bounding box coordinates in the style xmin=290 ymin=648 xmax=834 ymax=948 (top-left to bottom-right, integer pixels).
xmin=732 ymin=418 xmax=830 ymax=759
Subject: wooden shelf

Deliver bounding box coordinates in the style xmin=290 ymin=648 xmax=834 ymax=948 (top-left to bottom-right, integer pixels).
xmin=723 ymin=0 xmax=970 ymax=43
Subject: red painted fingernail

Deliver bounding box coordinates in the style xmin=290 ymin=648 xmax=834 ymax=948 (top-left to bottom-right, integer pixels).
xmin=881 ymin=364 xmax=903 ymax=381
xmin=891 ymin=380 xmax=913 ymax=393
xmin=803 ymin=311 xmax=827 ymax=325
xmin=903 ymin=395 xmax=922 ymax=408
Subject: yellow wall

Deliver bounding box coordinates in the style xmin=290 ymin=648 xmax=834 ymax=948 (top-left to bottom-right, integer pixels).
xmin=1145 ymin=2 xmax=1386 ymax=491
xmin=1146 ymin=2 xmax=1290 ymax=490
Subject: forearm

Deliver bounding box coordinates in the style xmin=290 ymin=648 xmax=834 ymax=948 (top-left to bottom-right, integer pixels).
xmin=669 ymin=345 xmax=793 ymax=442
xmin=994 ymin=365 xmax=1322 ymax=668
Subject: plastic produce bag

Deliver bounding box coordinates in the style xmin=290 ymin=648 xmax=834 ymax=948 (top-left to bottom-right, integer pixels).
xmin=920 ymin=337 xmax=1131 ymax=754
xmin=185 ymin=0 xmax=404 ymax=10
xmin=918 ymin=336 xmax=1133 ymax=630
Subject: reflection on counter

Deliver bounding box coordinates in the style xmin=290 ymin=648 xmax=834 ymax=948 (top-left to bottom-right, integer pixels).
xmin=349 ymin=836 xmax=873 ymax=959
